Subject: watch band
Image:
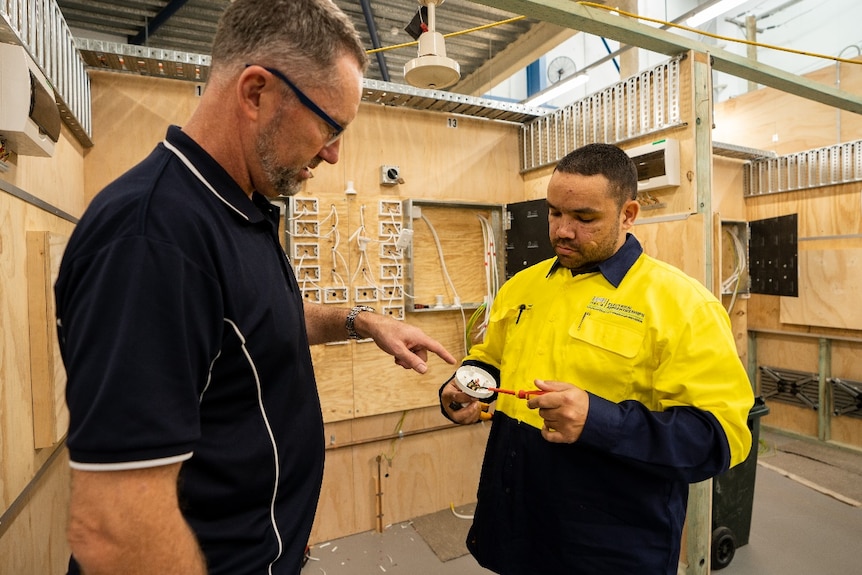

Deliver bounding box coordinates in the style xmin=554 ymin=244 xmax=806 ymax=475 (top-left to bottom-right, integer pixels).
xmin=346 ymin=305 xmax=375 ymax=339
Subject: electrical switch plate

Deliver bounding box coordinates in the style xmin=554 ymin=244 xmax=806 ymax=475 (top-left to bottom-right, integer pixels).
xmin=380 ymin=263 xmax=403 ymax=280
xmin=324 ymin=287 xmax=349 ymax=304
xmin=379 ymin=220 xmax=402 ymax=237
xmin=378 ymin=199 xmax=402 ymax=216
xmin=354 ymin=286 xmax=378 ymax=303
xmin=380 ymin=165 xmax=401 ymax=186
xmin=293 ymin=220 xmax=319 ymax=237
xmin=301 ymin=287 xmax=321 ymax=304
xmin=290 ymin=197 xmax=319 ymax=215
xmin=382 ymin=305 xmax=405 ymax=320
xmin=297 ymin=265 xmax=320 ymax=281
xmin=380 ymin=284 xmax=403 ymax=300
xmin=379 ymin=242 xmax=402 ymax=259
xmin=293 ymin=243 xmax=319 ymax=259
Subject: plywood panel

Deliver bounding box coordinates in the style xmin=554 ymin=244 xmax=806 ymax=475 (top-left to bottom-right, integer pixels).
xmin=712 ymin=156 xmax=747 ymax=222
xmin=16 ymin=128 xmax=86 ymax=218
xmin=830 ymin=415 xmax=862 ymax=448
xmin=0 ymin=451 xmax=70 ymax=575
xmin=408 ymin=203 xmax=497 ymax=307
xmin=762 ymin=402 xmax=818 ymax=438
xmin=312 ymin=341 xmax=356 ymax=422
xmin=755 ymin=333 xmax=820 ymax=375
xmin=308 ymin=103 xmax=523 ymax=210
xmin=1 ymin=195 xmax=77 ymax=575
xmin=780 ymin=245 xmax=862 ymax=330
xmin=85 ymin=71 xmax=202 ymax=202
xmin=832 ymin=341 xmax=862 ymax=381
xmin=829 ymin=341 xmax=862 ymax=446
xmin=351 ymin=336 xmax=460 ymax=419
xmin=714 ymin=56 xmax=862 ymax=155
xmin=310 ymin=418 xmax=489 ymax=543
xmin=633 ymin=214 xmax=706 ymax=281
xmin=26 ymin=232 xmax=68 ymax=448
xmin=746 ymin=185 xmax=862 ymax=239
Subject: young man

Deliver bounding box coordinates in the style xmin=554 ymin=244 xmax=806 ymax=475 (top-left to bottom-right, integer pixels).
xmin=57 ymin=1 xmax=455 ymax=574
xmin=440 ymin=143 xmax=753 ymax=574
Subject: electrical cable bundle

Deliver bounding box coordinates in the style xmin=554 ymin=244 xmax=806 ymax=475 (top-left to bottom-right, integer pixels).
xmin=722 ymin=226 xmax=747 ymax=313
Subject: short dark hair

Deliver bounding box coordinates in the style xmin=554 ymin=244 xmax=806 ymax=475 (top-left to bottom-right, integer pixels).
xmin=211 ymin=0 xmax=369 ymax=87
xmin=555 ymin=143 xmax=638 ymax=207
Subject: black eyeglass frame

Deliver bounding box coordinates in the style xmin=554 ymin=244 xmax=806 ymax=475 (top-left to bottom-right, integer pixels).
xmin=246 ymin=64 xmax=344 ymax=146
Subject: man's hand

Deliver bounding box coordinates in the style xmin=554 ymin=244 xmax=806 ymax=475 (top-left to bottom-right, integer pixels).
xmin=361 ymin=312 xmax=456 ymax=374
xmin=440 ymin=379 xmax=487 ymax=424
xmin=526 ymin=379 xmax=590 ymax=443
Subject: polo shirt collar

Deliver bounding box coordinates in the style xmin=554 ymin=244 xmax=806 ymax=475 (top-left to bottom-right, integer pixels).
xmin=546 ymin=233 xmax=643 ymax=288
xmin=165 ymin=125 xmax=273 ymax=225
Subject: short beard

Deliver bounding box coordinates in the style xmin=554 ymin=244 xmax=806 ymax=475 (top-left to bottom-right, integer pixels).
xmin=256 ymin=107 xmax=302 ymax=197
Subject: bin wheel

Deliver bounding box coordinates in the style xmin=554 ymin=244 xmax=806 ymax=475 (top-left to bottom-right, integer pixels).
xmin=711 ymin=526 xmax=736 ymax=570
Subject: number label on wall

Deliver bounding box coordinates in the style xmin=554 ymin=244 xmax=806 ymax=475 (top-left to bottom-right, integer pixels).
xmin=447 ymin=117 xmax=458 ymax=128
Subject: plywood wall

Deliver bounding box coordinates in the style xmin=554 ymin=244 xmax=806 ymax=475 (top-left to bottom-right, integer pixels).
xmin=715 ymin=56 xmax=862 ymax=447
xmin=0 ymin=126 xmax=82 ymax=575
xmin=713 ymin=56 xmax=862 ymax=154
xmin=1 ymin=44 xmax=790 ymax=574
xmin=70 ymin=71 xmax=523 ymax=549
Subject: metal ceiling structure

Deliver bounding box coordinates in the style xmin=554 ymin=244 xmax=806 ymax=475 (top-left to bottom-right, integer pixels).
xmin=56 ymin=0 xmax=538 ymax=86
xmin=57 ymin=0 xmax=556 ymax=124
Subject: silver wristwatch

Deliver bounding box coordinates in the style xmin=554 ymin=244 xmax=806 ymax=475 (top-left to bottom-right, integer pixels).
xmin=346 ymin=305 xmax=375 ymax=339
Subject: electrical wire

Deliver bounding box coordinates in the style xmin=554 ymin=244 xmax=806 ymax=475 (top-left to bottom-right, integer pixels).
xmin=325 ymin=204 xmax=349 ymax=289
xmin=380 ymin=411 xmax=408 ymax=466
xmin=419 ymin=213 xmax=468 ymax=350
xmin=420 ymin=213 xmax=461 ymax=306
xmin=578 ymin=1 xmax=862 ymax=67
xmin=721 ymin=226 xmax=746 ymax=313
xmin=449 ymin=502 xmax=474 ymax=520
xmin=349 ymin=204 xmax=378 ymax=288
xmin=467 ymin=214 xmax=500 ymax=350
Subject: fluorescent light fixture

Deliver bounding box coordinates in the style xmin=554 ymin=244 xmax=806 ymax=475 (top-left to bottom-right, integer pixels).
xmin=686 ymin=0 xmax=749 ymax=27
xmin=522 ymin=72 xmax=590 ymax=107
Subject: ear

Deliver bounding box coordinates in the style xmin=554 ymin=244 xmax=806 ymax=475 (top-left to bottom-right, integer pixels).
xmin=620 ymin=198 xmax=639 ymax=230
xmin=236 ymin=65 xmax=269 ymax=122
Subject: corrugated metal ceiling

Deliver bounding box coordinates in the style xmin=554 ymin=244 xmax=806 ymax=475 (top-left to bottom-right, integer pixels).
xmin=57 ymin=0 xmax=537 ymax=86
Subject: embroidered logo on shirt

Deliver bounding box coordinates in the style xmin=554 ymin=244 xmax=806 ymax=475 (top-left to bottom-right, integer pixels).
xmin=586 ymin=296 xmax=645 ymax=323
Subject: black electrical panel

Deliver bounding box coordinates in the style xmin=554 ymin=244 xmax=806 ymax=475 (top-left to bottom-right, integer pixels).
xmin=748 ymin=214 xmax=798 ymax=297
xmin=505 ymin=198 xmax=554 ymax=278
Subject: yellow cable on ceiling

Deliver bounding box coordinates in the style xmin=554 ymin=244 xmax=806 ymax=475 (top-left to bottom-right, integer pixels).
xmin=577 ymin=1 xmax=862 ymax=66
xmin=365 ymin=3 xmax=860 ymax=68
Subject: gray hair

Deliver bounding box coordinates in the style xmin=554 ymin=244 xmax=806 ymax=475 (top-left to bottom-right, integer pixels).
xmin=210 ymin=0 xmax=368 ymax=88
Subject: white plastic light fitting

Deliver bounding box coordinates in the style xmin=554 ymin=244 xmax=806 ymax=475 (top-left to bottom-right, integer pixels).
xmin=404 ymin=0 xmax=460 ymax=90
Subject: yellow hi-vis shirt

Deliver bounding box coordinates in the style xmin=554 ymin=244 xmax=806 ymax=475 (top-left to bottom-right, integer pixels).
xmin=467 ymin=252 xmax=754 ymax=468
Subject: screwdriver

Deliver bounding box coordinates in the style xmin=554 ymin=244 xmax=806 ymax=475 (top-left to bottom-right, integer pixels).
xmin=487 ymin=387 xmax=547 ymax=399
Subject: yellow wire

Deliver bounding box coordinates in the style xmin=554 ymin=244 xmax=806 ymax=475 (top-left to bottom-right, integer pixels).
xmin=381 ymin=410 xmax=408 ymax=464
xmin=576 ymin=1 xmax=862 ymax=66
xmin=366 ymin=15 xmax=526 ymax=55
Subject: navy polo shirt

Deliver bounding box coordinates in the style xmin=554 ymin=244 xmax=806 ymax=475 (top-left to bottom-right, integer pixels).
xmin=56 ymin=125 xmax=323 ymax=574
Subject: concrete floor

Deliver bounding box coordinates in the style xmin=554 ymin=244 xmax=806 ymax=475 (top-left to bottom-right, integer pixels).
xmin=305 ymin=426 xmax=862 ymax=574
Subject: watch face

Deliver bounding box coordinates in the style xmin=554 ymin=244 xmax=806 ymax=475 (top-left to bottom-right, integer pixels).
xmin=453 ymin=365 xmax=496 ymax=399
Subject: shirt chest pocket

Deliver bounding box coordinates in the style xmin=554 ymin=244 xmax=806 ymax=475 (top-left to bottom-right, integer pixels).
xmin=568 ymin=312 xmax=645 ymax=359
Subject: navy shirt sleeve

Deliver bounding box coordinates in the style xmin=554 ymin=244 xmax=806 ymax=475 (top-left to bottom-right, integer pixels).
xmin=57 ymin=234 xmax=223 ymax=466
xmin=579 ymin=392 xmax=732 ymax=483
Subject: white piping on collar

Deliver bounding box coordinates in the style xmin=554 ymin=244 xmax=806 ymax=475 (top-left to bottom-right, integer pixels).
xmin=163 ymin=138 xmax=249 ymax=221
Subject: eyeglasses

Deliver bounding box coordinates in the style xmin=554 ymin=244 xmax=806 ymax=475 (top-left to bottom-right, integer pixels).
xmin=246 ymin=64 xmax=344 ymax=146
